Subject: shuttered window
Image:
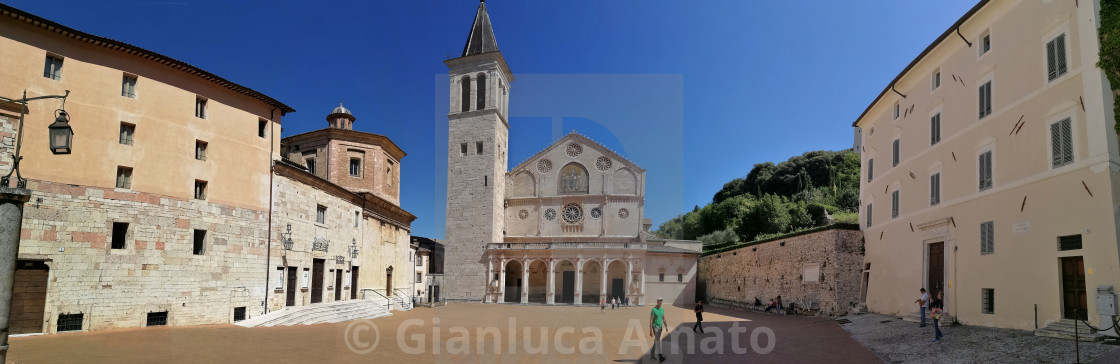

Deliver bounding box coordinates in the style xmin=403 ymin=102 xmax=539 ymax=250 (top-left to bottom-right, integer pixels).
xmin=1050 ymin=118 xmax=1073 ymax=168
xmin=891 ymin=190 xmax=899 ymax=219
xmin=867 ymin=159 xmax=874 ymax=182
xmin=1047 ymin=34 xmax=1068 ymax=82
xmin=930 ymin=113 xmax=941 ymax=145
xmin=930 ymin=173 xmax=941 ymax=206
xmin=980 ymin=221 xmax=994 ymax=255
xmin=43 ymin=55 xmax=63 ymax=80
xmin=892 ymin=139 xmax=900 ymax=167
xmin=116 ymin=166 xmax=132 ymax=189
xmin=978 ymin=81 xmax=992 ymax=119
xmin=978 ymin=151 xmax=993 ymax=191
xmin=866 ymin=204 xmax=873 ymax=228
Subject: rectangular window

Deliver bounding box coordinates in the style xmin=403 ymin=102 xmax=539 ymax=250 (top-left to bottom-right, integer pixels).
xmin=981 ymin=288 xmax=994 ymax=314
xmin=146 ymin=311 xmax=169 ymax=326
xmin=892 ymin=139 xmax=900 ymax=167
xmin=460 ymin=143 xmax=468 ymax=156
xmin=891 ymin=190 xmax=899 ymax=218
xmin=416 ymin=273 xmax=422 ymax=283
xmin=1058 ymin=234 xmax=1083 ymax=251
xmin=978 ymin=81 xmax=992 ymax=119
xmin=195 ymin=97 xmax=207 ymax=119
xmin=122 ymin=74 xmax=137 ymax=98
xmin=387 ymin=160 xmax=394 ymax=187
xmin=1051 ymin=118 xmax=1073 ymax=168
xmin=349 ymin=158 xmax=361 ymax=177
xmin=43 ymin=54 xmax=62 ymax=80
xmin=677 ymin=274 xmax=683 ymax=283
xmin=867 ymin=159 xmax=874 ymax=182
xmin=932 ymin=68 xmax=941 ymax=91
xmin=978 ymin=151 xmax=993 ymax=191
xmin=258 ymin=119 xmax=268 ymax=138
xmin=930 ymin=173 xmax=941 ymax=206
xmin=305 ymin=158 xmax=316 ymax=174
xmin=194 ymin=180 xmax=207 ymax=200
xmin=893 ymin=102 xmax=900 ymax=120
xmin=659 ymin=273 xmax=665 ymax=282
xmin=195 ymin=140 xmax=207 ymax=161
xmin=111 ymin=222 xmax=128 ymax=249
xmin=355 ymin=211 xmax=360 ymax=228
xmin=316 ymin=205 xmax=327 ymax=224
xmin=1047 ymin=33 xmax=1068 ymax=82
xmin=193 ymin=229 xmax=206 ymax=255
xmin=119 ymin=122 xmax=135 ymax=145
xmin=233 ymin=307 xmax=246 ymax=322
xmin=980 ymin=221 xmax=994 ymax=255
xmin=417 ymin=255 xmax=423 ymax=266
xmin=116 ymin=166 xmax=132 ymax=189
xmin=476 ymin=141 xmax=483 ymax=155
xmin=57 ymin=313 xmax=83 ymax=332
xmin=980 ymin=32 xmax=991 ymax=56
xmin=930 ymin=113 xmax=941 ymax=145
xmin=866 ymin=204 xmax=872 ymax=228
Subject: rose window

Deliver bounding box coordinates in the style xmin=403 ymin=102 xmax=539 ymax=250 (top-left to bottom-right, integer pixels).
xmin=566 ymin=143 xmax=582 ymax=158
xmin=537 ymin=159 xmax=552 ymax=173
xmin=596 ymin=157 xmax=612 ymax=171
xmin=618 ymin=208 xmax=630 ymax=219
xmin=544 ymin=208 xmax=557 ymax=221
xmin=562 ymin=203 xmax=583 ymax=223
xmin=590 ymin=208 xmax=602 ymax=219
xmin=518 ymin=209 xmax=529 ymax=220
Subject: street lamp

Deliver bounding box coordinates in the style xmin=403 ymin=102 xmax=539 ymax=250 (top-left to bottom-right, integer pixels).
xmin=0 ymin=89 xmax=72 ymax=362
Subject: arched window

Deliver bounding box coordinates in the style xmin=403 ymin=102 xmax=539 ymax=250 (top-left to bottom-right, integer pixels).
xmin=558 ymin=163 xmax=589 ymax=195
xmin=476 ymin=73 xmax=487 ymax=110
xmin=460 ymin=76 xmax=471 ymax=112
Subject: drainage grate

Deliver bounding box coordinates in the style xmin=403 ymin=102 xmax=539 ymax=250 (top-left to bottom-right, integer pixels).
xmin=146 ymin=311 xmax=168 ymax=327
xmin=57 ymin=313 xmax=83 ymax=332
xmin=233 ymin=307 xmax=246 ymax=322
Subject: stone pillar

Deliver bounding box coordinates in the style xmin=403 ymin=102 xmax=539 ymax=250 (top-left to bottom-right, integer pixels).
xmin=574 ymin=260 xmax=583 ymax=306
xmin=521 ymin=260 xmax=529 ymax=304
xmin=498 ymin=259 xmax=507 ymax=304
xmin=484 ymin=259 xmax=493 ymax=304
xmin=627 ymin=259 xmax=634 ymax=305
xmin=0 ymin=187 xmax=31 ymax=363
xmin=547 ymin=259 xmax=556 ymax=305
xmin=600 ymin=259 xmax=608 ymax=300
xmin=640 ymin=268 xmax=646 ymax=306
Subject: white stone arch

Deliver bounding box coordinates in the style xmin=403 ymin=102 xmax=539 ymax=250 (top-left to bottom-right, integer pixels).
xmin=526 ymin=259 xmax=548 ymax=304
xmin=509 ymin=170 xmax=536 ymax=197
xmin=611 ymin=167 xmax=637 ymax=195
xmin=580 ymin=259 xmax=602 ymax=304
xmin=553 ymin=259 xmax=577 ymax=304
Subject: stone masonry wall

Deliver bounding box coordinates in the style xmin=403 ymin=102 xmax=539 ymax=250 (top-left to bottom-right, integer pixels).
xmin=19 ymin=179 xmax=269 ymax=333
xmin=699 ymin=228 xmax=864 ymax=316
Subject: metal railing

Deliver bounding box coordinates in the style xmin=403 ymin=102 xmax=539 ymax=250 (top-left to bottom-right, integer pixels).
xmin=394 ymin=288 xmax=413 ymax=309
xmin=486 ymin=242 xmax=646 ymax=251
xmin=362 ymin=289 xmax=391 ymax=310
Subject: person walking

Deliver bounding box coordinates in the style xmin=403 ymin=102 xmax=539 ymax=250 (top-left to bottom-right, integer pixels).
xmin=650 ymin=298 xmax=668 ymax=362
xmin=915 ymin=288 xmax=929 ymax=328
xmin=692 ymin=300 xmax=705 ymax=333
xmin=601 ymin=297 xmax=606 ymax=313
xmin=930 ymin=291 xmax=944 ymax=342
xmin=612 ymin=297 xmax=617 ymax=310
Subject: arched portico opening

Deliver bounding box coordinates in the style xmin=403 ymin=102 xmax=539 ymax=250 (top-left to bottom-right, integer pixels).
xmin=607 ymin=260 xmax=627 ymax=304
xmin=528 ymin=260 xmax=547 ymax=303
xmin=504 ymin=260 xmax=522 ymax=303
xmin=581 ymin=260 xmax=602 ymax=304
xmin=554 ymin=260 xmax=576 ymax=304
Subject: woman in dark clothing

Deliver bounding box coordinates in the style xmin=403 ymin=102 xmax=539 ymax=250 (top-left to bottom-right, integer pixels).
xmin=693 ymin=301 xmax=704 ymax=333
xmin=930 ymin=292 xmax=944 ymax=342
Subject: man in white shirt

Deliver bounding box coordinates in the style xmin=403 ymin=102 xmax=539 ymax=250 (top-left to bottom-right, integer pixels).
xmin=915 ymin=288 xmax=929 ymax=328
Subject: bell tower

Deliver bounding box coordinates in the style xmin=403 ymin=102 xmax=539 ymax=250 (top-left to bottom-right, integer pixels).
xmin=443 ymin=0 xmax=513 ymax=302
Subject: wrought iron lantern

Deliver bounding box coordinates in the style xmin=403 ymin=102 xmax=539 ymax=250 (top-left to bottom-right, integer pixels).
xmin=48 ymin=109 xmax=74 ymax=154
xmin=281 ymin=223 xmax=294 ymax=251
xmin=348 ymin=239 xmax=358 ymax=259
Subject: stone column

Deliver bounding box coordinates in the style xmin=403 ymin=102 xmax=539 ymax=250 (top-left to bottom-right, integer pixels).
xmin=484 ymin=259 xmax=492 ymax=304
xmin=600 ymin=259 xmax=608 ymax=301
xmin=627 ymin=259 xmax=634 ymax=305
xmin=0 ymin=187 xmax=31 ymax=363
xmin=640 ymin=268 xmax=646 ymax=306
xmin=547 ymin=259 xmax=556 ymax=305
xmin=498 ymin=258 xmax=507 ymax=304
xmin=574 ymin=260 xmax=583 ymax=306
xmin=521 ymin=260 xmax=529 ymax=304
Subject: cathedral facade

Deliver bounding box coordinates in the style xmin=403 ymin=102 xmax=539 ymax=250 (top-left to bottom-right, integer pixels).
xmin=443 ymin=2 xmax=699 ymax=306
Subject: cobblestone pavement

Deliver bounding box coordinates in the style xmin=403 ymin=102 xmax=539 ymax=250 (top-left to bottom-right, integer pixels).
xmin=840 ymin=312 xmax=1120 ymax=363
xmin=6 ymin=303 xmax=878 ymax=363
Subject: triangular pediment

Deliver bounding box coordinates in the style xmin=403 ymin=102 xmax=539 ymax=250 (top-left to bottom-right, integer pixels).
xmin=509 ymin=132 xmax=644 ymax=176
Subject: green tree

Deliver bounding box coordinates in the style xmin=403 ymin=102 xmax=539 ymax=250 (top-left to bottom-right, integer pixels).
xmin=736 ymin=194 xmax=791 ymax=240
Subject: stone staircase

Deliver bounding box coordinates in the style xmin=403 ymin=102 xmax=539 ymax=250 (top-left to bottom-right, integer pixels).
xmin=235 ymin=299 xmax=391 ymax=328
xmin=391 ymin=295 xmax=412 ymax=311
xmin=901 ymin=311 xmax=953 ymax=326
xmin=1034 ymin=319 xmax=1105 ymax=342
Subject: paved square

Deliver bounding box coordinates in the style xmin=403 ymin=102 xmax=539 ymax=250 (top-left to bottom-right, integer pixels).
xmin=7 ymin=304 xmax=878 ymax=363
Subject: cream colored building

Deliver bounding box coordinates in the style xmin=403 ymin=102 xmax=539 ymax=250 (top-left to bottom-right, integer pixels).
xmin=855 ymin=0 xmax=1120 ymax=332
xmin=442 ymin=2 xmax=700 ymax=307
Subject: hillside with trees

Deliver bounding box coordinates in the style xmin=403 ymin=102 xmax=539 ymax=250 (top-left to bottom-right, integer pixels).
xmin=654 ymin=150 xmax=861 ymax=245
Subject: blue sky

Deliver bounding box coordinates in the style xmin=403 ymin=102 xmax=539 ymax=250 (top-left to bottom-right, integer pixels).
xmin=8 ymin=0 xmax=979 ymax=239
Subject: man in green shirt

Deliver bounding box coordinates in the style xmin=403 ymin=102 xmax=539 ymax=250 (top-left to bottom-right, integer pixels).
xmin=649 ymin=298 xmax=667 ymax=362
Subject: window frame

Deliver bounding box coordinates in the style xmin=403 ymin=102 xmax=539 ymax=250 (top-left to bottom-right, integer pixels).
xmin=891 ymin=188 xmax=900 ymax=219
xmin=930 ymin=112 xmax=942 ymax=146
xmin=978 ymin=80 xmax=993 ymax=120
xmin=978 ymin=148 xmax=994 ymax=192
xmin=116 ymin=166 xmax=133 ymax=189
xmin=195 ymin=96 xmax=208 ymax=119
xmin=1043 ymin=26 xmax=1070 ymax=83
xmin=930 ymin=172 xmax=941 ymax=206
xmin=978 ymin=29 xmax=992 ymax=58
xmin=892 ymin=139 xmax=900 ymax=167
xmin=349 ymin=158 xmax=362 ymax=177
xmin=195 ymin=140 xmax=207 ymax=161
xmin=193 ymin=229 xmax=206 ymax=255
xmin=258 ymin=119 xmax=268 ymax=138
xmin=43 ymin=54 xmax=63 ymax=80
xmin=119 ymin=122 xmax=135 ymax=145
xmin=931 ymin=67 xmax=941 ymax=92
xmin=316 ymin=205 xmax=327 ymax=224
xmin=1049 ymin=116 xmax=1075 ymax=169
xmin=111 ymin=222 xmax=128 ymax=249
xmin=865 ymin=203 xmax=873 ymax=228
xmin=121 ymin=73 xmax=138 ymax=99
xmin=980 ymin=221 xmax=995 ymax=255
xmin=194 ymin=180 xmax=208 ymax=200
xmin=981 ymin=288 xmax=995 ymax=314
xmin=893 ymin=101 xmax=900 ymax=120
xmin=867 ymin=158 xmax=874 ymax=182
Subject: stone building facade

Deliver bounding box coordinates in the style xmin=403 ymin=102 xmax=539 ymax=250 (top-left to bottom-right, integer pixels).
xmin=442 ymin=2 xmax=700 ymax=306
xmin=699 ymin=228 xmax=865 ymax=316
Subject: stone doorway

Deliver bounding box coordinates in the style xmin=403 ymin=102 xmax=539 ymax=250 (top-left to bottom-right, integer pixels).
xmin=555 ymin=260 xmax=575 ymax=304
xmin=504 ymin=260 xmax=522 ymax=303
xmin=386 ymin=266 xmax=394 ymax=296
xmin=607 ymin=260 xmax=627 ymax=303
xmin=1061 ymin=256 xmax=1087 ymax=320
xmin=350 ymin=266 xmax=359 ymax=300
xmin=285 ymin=266 xmax=298 ymax=306
xmin=11 ymin=260 xmax=48 ymax=335
xmin=311 ymin=259 xmax=325 ymax=304
xmin=581 ymin=260 xmax=601 ymax=304
xmin=528 ymin=260 xmax=547 ymax=304
xmin=334 ymin=269 xmax=343 ymax=301
xmin=926 ymin=242 xmax=944 ymax=297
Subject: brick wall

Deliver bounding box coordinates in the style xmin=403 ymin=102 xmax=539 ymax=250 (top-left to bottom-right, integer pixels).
xmin=698 ymin=228 xmax=864 ymax=316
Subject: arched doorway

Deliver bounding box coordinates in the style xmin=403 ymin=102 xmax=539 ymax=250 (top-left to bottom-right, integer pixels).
xmin=607 ymin=260 xmax=627 ymax=304
xmin=528 ymin=260 xmax=547 ymax=303
xmin=554 ymin=260 xmax=576 ymax=304
xmin=581 ymin=260 xmax=601 ymax=304
xmin=385 ymin=266 xmax=393 ymax=296
xmin=504 ymin=260 xmax=523 ymax=303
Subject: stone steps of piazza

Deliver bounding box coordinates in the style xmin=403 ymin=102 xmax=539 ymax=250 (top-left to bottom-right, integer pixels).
xmin=236 ymin=300 xmax=391 ymax=328
xmin=1034 ymin=319 xmax=1106 ymax=342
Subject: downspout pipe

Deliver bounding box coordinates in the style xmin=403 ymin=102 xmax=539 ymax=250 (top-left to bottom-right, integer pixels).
xmin=264 ymin=106 xmax=278 ymax=313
